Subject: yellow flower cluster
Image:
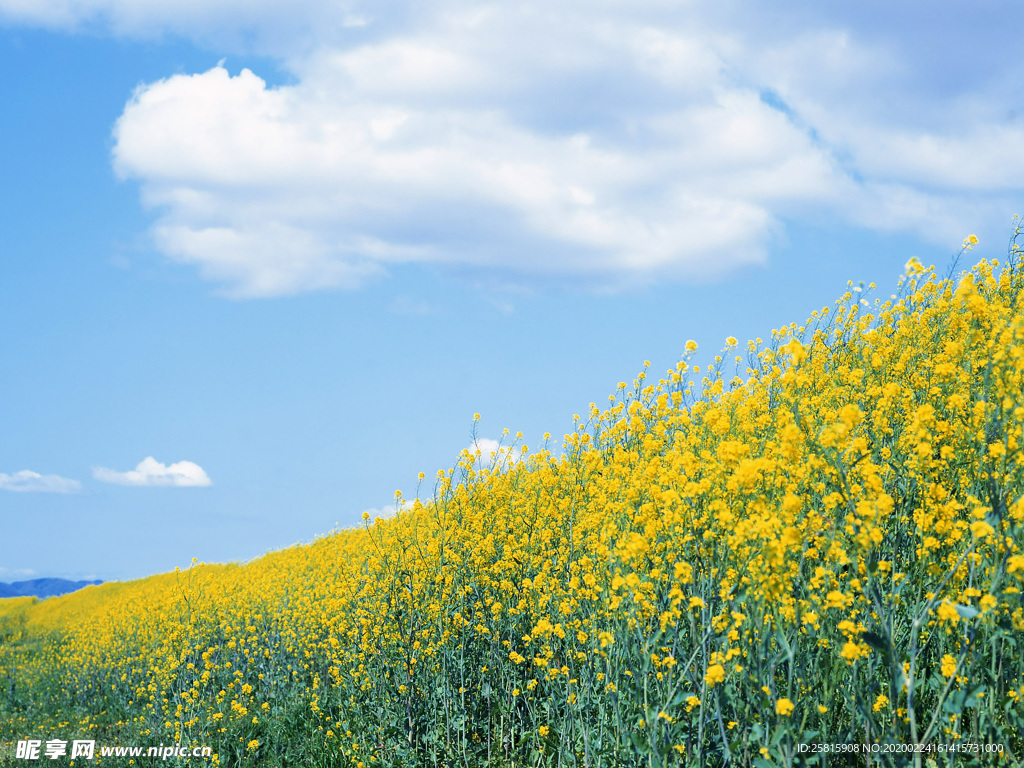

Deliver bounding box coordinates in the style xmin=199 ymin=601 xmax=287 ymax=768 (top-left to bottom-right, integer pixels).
xmin=3 ymin=236 xmax=1024 ymax=765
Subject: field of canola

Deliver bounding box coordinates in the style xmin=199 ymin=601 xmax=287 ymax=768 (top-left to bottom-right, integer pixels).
xmin=3 ymin=236 xmax=1024 ymax=768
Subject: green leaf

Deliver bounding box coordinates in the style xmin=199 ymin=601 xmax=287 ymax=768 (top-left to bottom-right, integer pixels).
xmin=943 ymin=688 xmax=968 ymax=715
xmin=954 ymin=604 xmax=980 ymax=620
xmin=628 ymin=728 xmax=648 ymax=753
xmin=861 ymin=631 xmax=888 ymax=652
xmin=776 ymin=627 xmax=794 ymax=660
xmin=964 ymin=684 xmax=987 ymax=709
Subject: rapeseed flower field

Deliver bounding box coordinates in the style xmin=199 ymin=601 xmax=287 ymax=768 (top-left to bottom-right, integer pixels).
xmin=3 ymin=231 xmax=1024 ymax=767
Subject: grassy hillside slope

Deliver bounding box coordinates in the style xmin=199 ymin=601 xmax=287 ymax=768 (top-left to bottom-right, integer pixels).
xmin=3 ymin=237 xmax=1024 ymax=767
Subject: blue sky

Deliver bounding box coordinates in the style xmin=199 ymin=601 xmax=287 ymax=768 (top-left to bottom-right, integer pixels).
xmin=1 ymin=0 xmax=1022 ymax=582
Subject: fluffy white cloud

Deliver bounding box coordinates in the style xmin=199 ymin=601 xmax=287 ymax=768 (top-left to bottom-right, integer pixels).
xmin=466 ymin=438 xmax=522 ymax=468
xmin=0 ymin=470 xmax=82 ymax=494
xmin=93 ymin=456 xmax=213 ymax=487
xmin=111 ymin=55 xmax=833 ymax=296
xmin=361 ymin=499 xmax=412 ymax=521
xmin=7 ymin=0 xmax=1022 ymax=295
xmin=360 ymin=505 xmax=394 ymax=521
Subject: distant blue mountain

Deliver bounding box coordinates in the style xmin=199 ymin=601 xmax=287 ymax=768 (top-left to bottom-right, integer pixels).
xmin=0 ymin=578 xmax=103 ymax=599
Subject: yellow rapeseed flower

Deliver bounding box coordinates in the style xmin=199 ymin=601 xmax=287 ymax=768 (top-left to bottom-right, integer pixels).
xmin=941 ymin=654 xmax=957 ymax=678
xmin=704 ymin=664 xmax=726 ymax=687
xmin=840 ymin=641 xmax=868 ymax=664
xmin=937 ymin=602 xmax=960 ymax=624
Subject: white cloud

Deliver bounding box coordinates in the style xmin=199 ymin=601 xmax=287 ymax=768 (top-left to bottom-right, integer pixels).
xmin=111 ymin=58 xmax=827 ymax=296
xmin=0 ymin=470 xmax=82 ymax=494
xmin=92 ymin=456 xmax=213 ymax=487
xmin=0 ymin=567 xmax=37 ymax=579
xmin=7 ymin=0 xmax=1022 ymax=295
xmin=361 ymin=499 xmax=412 ymax=521
xmin=466 ymin=438 xmax=522 ymax=468
xmin=844 ymin=126 xmax=1024 ymax=192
